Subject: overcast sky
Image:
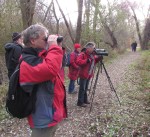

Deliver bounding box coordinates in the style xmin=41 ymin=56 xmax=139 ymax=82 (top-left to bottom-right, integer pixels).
xmin=51 ymin=0 xmax=149 ymax=24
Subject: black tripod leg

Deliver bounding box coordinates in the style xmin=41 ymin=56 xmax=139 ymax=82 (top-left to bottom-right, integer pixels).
xmin=89 ymin=63 xmax=101 ymax=113
xmin=101 ymin=62 xmax=121 ymax=106
xmin=88 ymin=66 xmax=96 ymax=96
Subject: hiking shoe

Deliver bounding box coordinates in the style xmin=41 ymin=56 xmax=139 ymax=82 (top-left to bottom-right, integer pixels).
xmin=77 ymin=103 xmax=87 ymax=107
xmin=68 ymin=91 xmax=77 ymax=94
xmin=84 ymin=101 xmax=90 ymax=104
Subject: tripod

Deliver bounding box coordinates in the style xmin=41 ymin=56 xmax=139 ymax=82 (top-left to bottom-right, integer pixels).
xmin=89 ymin=60 xmax=121 ymax=112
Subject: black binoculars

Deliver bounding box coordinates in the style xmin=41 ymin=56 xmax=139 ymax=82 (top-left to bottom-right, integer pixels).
xmin=44 ymin=35 xmax=63 ymax=43
xmin=57 ymin=36 xmax=63 ymax=43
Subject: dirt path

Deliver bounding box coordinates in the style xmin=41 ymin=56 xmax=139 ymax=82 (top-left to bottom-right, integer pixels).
xmin=1 ymin=51 xmax=147 ymax=137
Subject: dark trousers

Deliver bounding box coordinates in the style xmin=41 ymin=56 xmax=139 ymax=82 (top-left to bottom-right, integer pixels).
xmin=68 ymin=80 xmax=75 ymax=93
xmin=77 ymin=78 xmax=90 ymax=105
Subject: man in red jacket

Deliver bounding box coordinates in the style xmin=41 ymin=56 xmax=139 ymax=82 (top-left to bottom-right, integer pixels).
xmin=76 ymin=42 xmax=102 ymax=107
xmin=20 ymin=24 xmax=67 ymax=137
xmin=68 ymin=43 xmax=81 ymax=94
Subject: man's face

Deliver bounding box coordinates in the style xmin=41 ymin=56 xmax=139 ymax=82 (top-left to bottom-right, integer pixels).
xmin=87 ymin=45 xmax=95 ymax=53
xmin=17 ymin=36 xmax=24 ymax=46
xmin=31 ymin=32 xmax=48 ymax=49
xmin=76 ymin=47 xmax=81 ymax=53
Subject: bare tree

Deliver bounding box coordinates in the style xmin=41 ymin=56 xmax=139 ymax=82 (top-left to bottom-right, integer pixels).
xmin=130 ymin=6 xmax=143 ymax=49
xmin=20 ymin=0 xmax=37 ymax=29
xmin=147 ymin=6 xmax=150 ymax=18
xmin=98 ymin=10 xmax=118 ymax=49
xmin=52 ymin=1 xmax=60 ymax=34
xmin=142 ymin=18 xmax=150 ymax=50
xmin=83 ymin=0 xmax=91 ymax=43
xmin=42 ymin=0 xmax=53 ymax=23
xmin=126 ymin=1 xmax=143 ymax=49
xmin=75 ymin=0 xmax=83 ymax=43
xmin=93 ymin=0 xmax=99 ymax=42
xmin=55 ymin=0 xmax=74 ymax=43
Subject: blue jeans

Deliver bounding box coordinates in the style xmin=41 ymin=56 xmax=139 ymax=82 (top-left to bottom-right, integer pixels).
xmin=68 ymin=80 xmax=75 ymax=93
xmin=77 ymin=78 xmax=90 ymax=105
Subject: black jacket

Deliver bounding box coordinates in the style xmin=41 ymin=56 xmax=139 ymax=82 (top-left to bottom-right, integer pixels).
xmin=5 ymin=42 xmax=22 ymax=78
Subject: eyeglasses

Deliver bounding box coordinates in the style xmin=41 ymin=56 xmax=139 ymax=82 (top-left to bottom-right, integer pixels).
xmin=42 ymin=37 xmax=48 ymax=42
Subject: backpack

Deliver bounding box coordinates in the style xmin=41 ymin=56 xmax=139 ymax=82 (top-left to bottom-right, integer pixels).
xmin=5 ymin=59 xmax=37 ymax=119
xmin=66 ymin=53 xmax=71 ymax=67
xmin=5 ymin=43 xmax=22 ymax=78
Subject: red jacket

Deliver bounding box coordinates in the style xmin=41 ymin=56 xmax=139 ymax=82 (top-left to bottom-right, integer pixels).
xmin=76 ymin=50 xmax=102 ymax=79
xmin=59 ymin=47 xmax=66 ymax=83
xmin=19 ymin=45 xmax=67 ymax=128
xmin=68 ymin=50 xmax=80 ymax=80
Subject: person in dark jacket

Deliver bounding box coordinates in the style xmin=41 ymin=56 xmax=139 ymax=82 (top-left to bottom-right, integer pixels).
xmin=68 ymin=43 xmax=81 ymax=94
xmin=76 ymin=42 xmax=102 ymax=107
xmin=131 ymin=41 xmax=137 ymax=52
xmin=20 ymin=24 xmax=67 ymax=137
xmin=57 ymin=35 xmax=66 ymax=83
xmin=4 ymin=32 xmax=23 ymax=78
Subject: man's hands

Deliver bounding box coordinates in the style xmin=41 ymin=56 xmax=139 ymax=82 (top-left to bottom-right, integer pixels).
xmin=99 ymin=55 xmax=103 ymax=60
xmin=47 ymin=35 xmax=58 ymax=45
xmin=87 ymin=59 xmax=91 ymax=63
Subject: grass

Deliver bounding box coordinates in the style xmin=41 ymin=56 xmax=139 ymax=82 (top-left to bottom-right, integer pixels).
xmin=136 ymin=50 xmax=150 ymax=91
xmin=88 ymin=50 xmax=150 ymax=137
xmin=0 ymin=84 xmax=10 ymax=120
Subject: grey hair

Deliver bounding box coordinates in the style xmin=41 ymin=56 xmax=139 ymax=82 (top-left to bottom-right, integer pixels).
xmin=22 ymin=23 xmax=49 ymax=47
xmin=85 ymin=42 xmax=96 ymax=48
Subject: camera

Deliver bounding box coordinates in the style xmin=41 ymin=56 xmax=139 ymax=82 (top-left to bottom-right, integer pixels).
xmin=57 ymin=36 xmax=63 ymax=43
xmin=94 ymin=48 xmax=108 ymax=56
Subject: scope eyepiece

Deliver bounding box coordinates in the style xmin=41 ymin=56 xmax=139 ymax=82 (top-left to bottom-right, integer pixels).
xmin=94 ymin=48 xmax=108 ymax=56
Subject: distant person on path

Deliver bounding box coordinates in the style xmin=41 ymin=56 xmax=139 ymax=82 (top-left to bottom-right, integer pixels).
xmin=68 ymin=43 xmax=81 ymax=94
xmin=4 ymin=32 xmax=23 ymax=79
xmin=76 ymin=42 xmax=102 ymax=107
xmin=20 ymin=24 xmax=67 ymax=137
xmin=131 ymin=41 xmax=137 ymax=52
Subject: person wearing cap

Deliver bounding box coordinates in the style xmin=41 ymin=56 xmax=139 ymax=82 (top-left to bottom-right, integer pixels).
xmin=4 ymin=32 xmax=23 ymax=78
xmin=76 ymin=42 xmax=102 ymax=107
xmin=68 ymin=43 xmax=81 ymax=94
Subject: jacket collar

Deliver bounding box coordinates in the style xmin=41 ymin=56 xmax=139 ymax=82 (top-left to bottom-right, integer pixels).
xmin=74 ymin=50 xmax=79 ymax=54
xmin=22 ymin=47 xmax=44 ymax=56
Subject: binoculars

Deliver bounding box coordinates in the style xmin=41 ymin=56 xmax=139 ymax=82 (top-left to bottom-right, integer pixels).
xmin=57 ymin=36 xmax=63 ymax=43
xmin=44 ymin=35 xmax=63 ymax=43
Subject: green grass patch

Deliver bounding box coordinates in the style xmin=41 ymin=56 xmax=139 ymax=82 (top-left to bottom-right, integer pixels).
xmin=88 ymin=50 xmax=150 ymax=137
xmin=136 ymin=51 xmax=150 ymax=90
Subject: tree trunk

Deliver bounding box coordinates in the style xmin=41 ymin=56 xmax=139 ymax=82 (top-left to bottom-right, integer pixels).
xmin=129 ymin=4 xmax=143 ymax=49
xmin=53 ymin=2 xmax=59 ymax=34
xmin=20 ymin=0 xmax=37 ymax=29
xmin=84 ymin=0 xmax=91 ymax=43
xmin=93 ymin=0 xmax=99 ymax=42
xmin=55 ymin=0 xmax=74 ymax=44
xmin=42 ymin=0 xmax=53 ymax=23
xmin=98 ymin=10 xmax=118 ymax=49
xmin=104 ymin=24 xmax=118 ymax=49
xmin=75 ymin=0 xmax=83 ymax=43
xmin=142 ymin=18 xmax=150 ymax=50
